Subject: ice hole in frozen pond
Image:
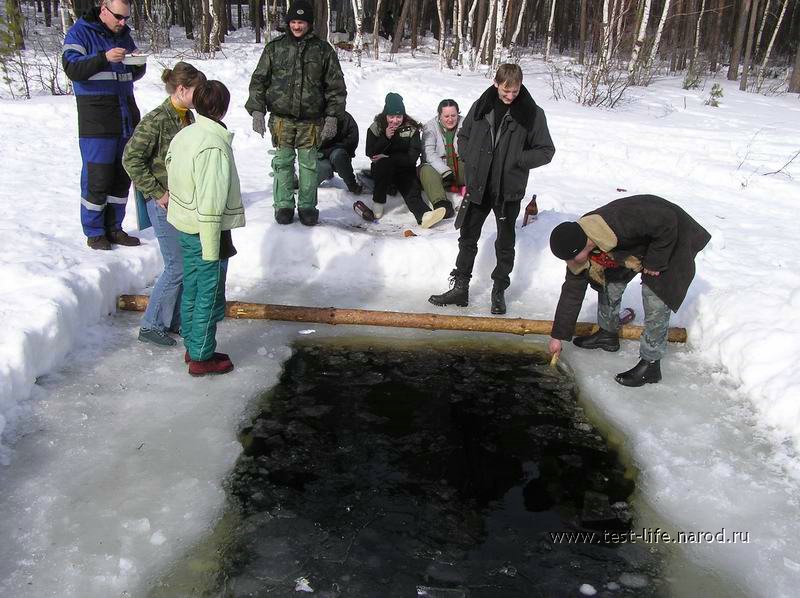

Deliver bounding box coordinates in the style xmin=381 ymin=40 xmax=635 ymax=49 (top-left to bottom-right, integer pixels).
xmin=151 ymin=339 xmax=666 ymax=597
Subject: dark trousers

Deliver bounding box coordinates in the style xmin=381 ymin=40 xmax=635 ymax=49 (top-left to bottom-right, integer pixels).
xmin=370 ymin=157 xmax=429 ymax=223
xmin=455 ymin=199 xmax=521 ymax=290
xmin=317 ymin=147 xmax=357 ymax=187
xmin=79 ymin=136 xmax=131 ymax=237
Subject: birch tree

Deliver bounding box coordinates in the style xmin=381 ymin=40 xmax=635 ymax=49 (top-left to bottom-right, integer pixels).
xmin=754 ymin=0 xmax=771 ymax=59
xmin=351 ymin=0 xmax=365 ymax=67
xmin=643 ymin=0 xmax=671 ymax=78
xmin=691 ymin=0 xmax=706 ymax=67
xmin=756 ymin=0 xmax=789 ymax=90
xmin=492 ymin=0 xmax=507 ymax=70
xmin=436 ymin=0 xmax=447 ymax=69
xmin=373 ymin=0 xmax=383 ymax=59
xmin=508 ymin=0 xmax=528 ymax=59
xmin=544 ymin=0 xmax=556 ymax=62
xmin=629 ymin=0 xmax=652 ymax=74
xmin=477 ymin=0 xmax=497 ymax=65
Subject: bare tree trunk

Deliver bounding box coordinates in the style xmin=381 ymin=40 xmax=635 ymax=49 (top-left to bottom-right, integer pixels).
xmin=600 ymin=0 xmax=613 ymax=67
xmin=508 ymin=0 xmax=528 ymax=58
xmin=756 ymin=0 xmax=788 ymax=89
xmin=578 ymin=0 xmax=588 ymax=64
xmin=351 ymin=0 xmax=365 ymax=65
xmin=465 ymin=0 xmax=478 ymax=69
xmin=709 ymin=0 xmax=724 ymax=71
xmin=390 ymin=0 xmax=413 ymax=54
xmin=790 ymin=42 xmax=800 ymax=93
xmin=411 ymin=0 xmax=421 ymax=51
xmin=754 ymin=0 xmax=771 ymax=58
xmin=739 ymin=0 xmax=760 ymax=89
xmin=629 ymin=0 xmax=652 ymax=73
xmin=728 ymin=0 xmax=753 ymax=80
xmin=492 ymin=0 xmax=507 ymax=70
xmin=477 ymin=0 xmax=498 ymax=64
xmin=372 ymin=0 xmax=383 ymax=57
xmin=646 ymin=0 xmax=671 ymax=72
xmin=544 ymin=0 xmax=556 ymax=60
xmin=314 ymin=0 xmax=328 ymax=42
xmin=44 ymin=0 xmax=52 ymax=27
xmin=436 ymin=0 xmax=447 ymax=68
xmin=691 ymin=0 xmax=707 ymax=67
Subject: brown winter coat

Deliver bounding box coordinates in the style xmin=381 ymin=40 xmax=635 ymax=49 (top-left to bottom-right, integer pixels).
xmin=551 ymin=195 xmax=711 ymax=340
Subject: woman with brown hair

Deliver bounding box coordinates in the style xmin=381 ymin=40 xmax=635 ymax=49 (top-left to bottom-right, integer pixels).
xmin=123 ymin=62 xmax=206 ymax=347
xmin=365 ymin=92 xmax=446 ymax=228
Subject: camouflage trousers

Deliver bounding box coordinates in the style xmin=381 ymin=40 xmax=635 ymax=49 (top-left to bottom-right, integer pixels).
xmin=597 ymin=280 xmax=671 ymax=362
xmin=268 ymin=115 xmax=321 ymax=210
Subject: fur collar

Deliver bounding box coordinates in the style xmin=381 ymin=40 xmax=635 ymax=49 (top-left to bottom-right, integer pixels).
xmin=473 ymin=84 xmax=538 ymax=131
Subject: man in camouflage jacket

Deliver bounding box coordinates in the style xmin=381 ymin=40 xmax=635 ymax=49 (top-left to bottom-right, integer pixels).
xmin=245 ymin=0 xmax=347 ymax=226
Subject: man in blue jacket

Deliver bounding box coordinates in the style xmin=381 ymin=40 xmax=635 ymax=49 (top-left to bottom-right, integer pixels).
xmin=63 ymin=0 xmax=146 ymax=250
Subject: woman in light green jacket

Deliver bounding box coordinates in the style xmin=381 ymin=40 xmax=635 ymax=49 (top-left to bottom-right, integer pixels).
xmin=166 ymin=80 xmax=245 ymax=377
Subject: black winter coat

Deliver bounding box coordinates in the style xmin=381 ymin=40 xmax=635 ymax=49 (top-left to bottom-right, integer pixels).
xmin=458 ymin=85 xmax=555 ymax=205
xmin=551 ymin=195 xmax=712 ymax=340
xmin=365 ymin=117 xmax=421 ymax=170
xmin=319 ymin=111 xmax=359 ymax=159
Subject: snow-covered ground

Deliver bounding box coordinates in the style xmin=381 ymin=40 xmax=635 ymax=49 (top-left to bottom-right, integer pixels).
xmin=1 ymin=29 xmax=800 ymax=597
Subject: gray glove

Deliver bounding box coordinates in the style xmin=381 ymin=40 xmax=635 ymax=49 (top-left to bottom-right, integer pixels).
xmin=252 ymin=111 xmax=266 ymax=137
xmin=320 ymin=116 xmax=337 ymax=143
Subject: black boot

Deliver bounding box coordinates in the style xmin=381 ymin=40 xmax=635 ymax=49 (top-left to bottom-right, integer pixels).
xmin=615 ymin=359 xmax=662 ymax=387
xmin=275 ymin=208 xmax=294 ymax=225
xmin=429 ymin=270 xmax=469 ymax=307
xmin=490 ymin=285 xmax=506 ymax=315
xmin=573 ymin=328 xmax=620 ymax=352
xmin=298 ymin=207 xmax=319 ymax=226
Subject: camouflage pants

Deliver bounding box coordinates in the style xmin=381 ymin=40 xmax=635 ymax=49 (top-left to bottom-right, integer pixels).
xmin=597 ymin=280 xmax=671 ymax=361
xmin=268 ymin=115 xmax=321 ymax=210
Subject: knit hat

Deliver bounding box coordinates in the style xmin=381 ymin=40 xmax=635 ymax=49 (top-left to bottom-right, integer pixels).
xmin=286 ymin=0 xmax=314 ymax=25
xmin=550 ymin=221 xmax=588 ymax=260
xmin=383 ymin=92 xmax=405 ymax=116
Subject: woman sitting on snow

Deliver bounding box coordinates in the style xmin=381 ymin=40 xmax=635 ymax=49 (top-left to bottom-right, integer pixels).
xmin=365 ymin=92 xmax=446 ymax=229
xmin=419 ymin=99 xmax=464 ymax=220
xmin=166 ymin=80 xmax=246 ymax=377
xmin=123 ymin=62 xmax=207 ymax=348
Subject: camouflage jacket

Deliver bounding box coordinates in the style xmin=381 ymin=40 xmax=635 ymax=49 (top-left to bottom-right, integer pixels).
xmin=245 ymin=32 xmax=346 ymax=122
xmin=122 ymin=97 xmax=194 ymax=200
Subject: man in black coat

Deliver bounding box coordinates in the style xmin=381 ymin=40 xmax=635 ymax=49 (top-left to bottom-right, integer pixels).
xmin=548 ymin=195 xmax=711 ymax=387
xmin=429 ymin=63 xmax=555 ymax=314
xmin=317 ymin=110 xmax=361 ymax=194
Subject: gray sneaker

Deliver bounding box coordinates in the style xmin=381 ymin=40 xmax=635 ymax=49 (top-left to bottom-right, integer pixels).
xmin=138 ymin=327 xmax=177 ymax=347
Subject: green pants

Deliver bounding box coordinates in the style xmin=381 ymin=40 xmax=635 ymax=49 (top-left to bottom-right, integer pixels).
xmin=419 ymin=160 xmax=465 ymax=206
xmin=179 ymin=232 xmax=228 ymax=361
xmin=268 ymin=115 xmax=321 ymax=210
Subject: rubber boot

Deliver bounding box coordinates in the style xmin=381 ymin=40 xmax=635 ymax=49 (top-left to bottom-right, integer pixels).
xmin=615 ymin=359 xmax=662 ymax=387
xmin=429 ymin=270 xmax=470 ymax=307
xmin=573 ymin=328 xmax=620 ymax=352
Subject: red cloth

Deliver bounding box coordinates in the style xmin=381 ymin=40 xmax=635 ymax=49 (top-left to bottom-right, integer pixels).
xmin=590 ymin=251 xmax=620 ymax=269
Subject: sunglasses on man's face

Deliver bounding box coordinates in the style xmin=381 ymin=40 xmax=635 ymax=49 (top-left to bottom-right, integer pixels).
xmin=105 ymin=5 xmax=131 ymax=21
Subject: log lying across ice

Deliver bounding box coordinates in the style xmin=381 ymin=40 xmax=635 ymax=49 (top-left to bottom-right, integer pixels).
xmin=117 ymin=295 xmax=687 ymax=343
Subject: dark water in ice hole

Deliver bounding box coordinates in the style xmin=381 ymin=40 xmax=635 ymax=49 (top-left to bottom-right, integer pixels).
xmin=151 ymin=340 xmax=665 ymax=598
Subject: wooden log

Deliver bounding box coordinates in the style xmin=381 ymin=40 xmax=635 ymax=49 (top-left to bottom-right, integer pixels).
xmin=117 ymin=295 xmax=688 ymax=343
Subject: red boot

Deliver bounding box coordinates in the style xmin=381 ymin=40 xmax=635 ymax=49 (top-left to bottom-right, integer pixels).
xmin=188 ymin=354 xmax=234 ymax=377
xmin=185 ymin=351 xmax=230 ymax=364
